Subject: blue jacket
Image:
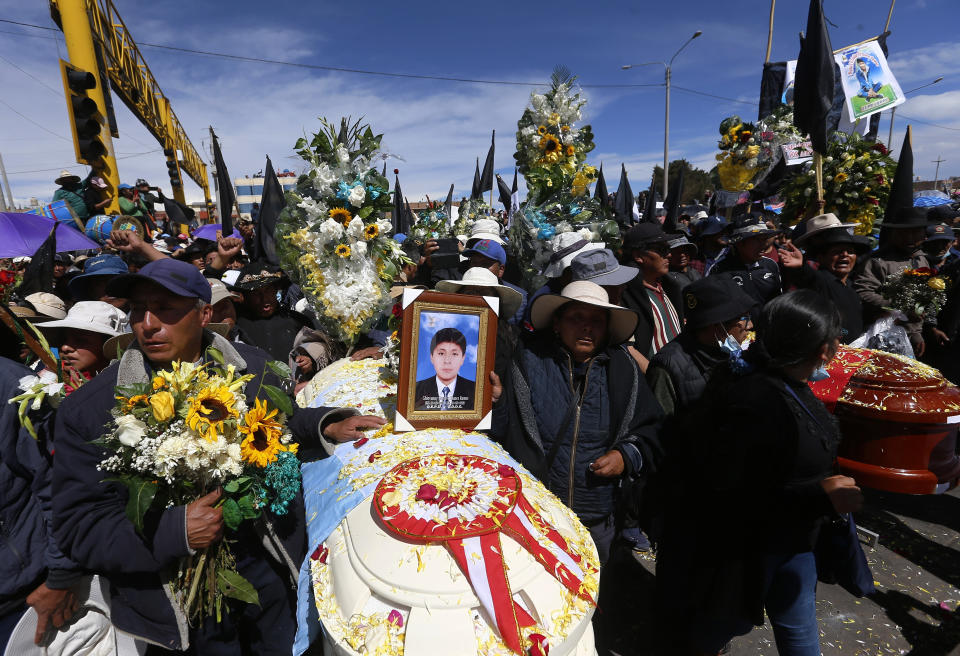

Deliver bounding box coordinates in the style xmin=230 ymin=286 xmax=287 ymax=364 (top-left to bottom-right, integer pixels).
xmin=491 ymin=337 xmax=664 ymax=524
xmin=51 ymin=332 xmax=353 ymax=649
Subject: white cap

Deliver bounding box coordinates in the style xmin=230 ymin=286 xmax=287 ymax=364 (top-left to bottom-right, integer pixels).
xmin=209 ymin=278 xmax=240 ymax=305
xmin=38 ymin=301 xmax=128 ymax=337
xmin=469 ymin=218 xmax=506 ymax=245
xmin=24 ymin=292 xmax=67 ymax=320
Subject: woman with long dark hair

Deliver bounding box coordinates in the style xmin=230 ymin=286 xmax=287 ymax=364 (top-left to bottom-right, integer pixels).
xmin=657 ymin=290 xmax=863 ymax=656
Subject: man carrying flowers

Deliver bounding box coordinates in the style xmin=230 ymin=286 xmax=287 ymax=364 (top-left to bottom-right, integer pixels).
xmin=51 ymin=258 xmax=385 ymax=654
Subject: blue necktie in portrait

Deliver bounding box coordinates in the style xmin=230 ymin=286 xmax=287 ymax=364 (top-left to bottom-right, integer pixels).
xmin=441 ymin=386 xmax=450 ymax=410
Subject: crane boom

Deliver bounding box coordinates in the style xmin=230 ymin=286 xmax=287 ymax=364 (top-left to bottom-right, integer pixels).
xmin=50 ymin=0 xmax=210 ymax=207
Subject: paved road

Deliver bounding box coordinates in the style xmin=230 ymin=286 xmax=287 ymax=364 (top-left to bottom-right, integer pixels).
xmin=599 ymin=486 xmax=960 ymax=656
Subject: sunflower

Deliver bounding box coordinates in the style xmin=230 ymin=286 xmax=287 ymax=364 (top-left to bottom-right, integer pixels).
xmin=564 ymin=145 xmax=575 ymax=157
xmin=335 ymin=244 xmax=351 ymax=258
xmin=560 ymin=125 xmax=570 ymax=133
xmin=119 ymin=394 xmax=148 ymax=411
xmin=364 ymin=223 xmax=379 ymax=240
xmin=186 ymin=385 xmax=239 ymax=442
xmin=539 ymin=134 xmax=561 ymax=153
xmin=537 ymin=125 xmax=547 ymax=135
xmin=239 ymin=399 xmax=289 ymax=467
xmin=329 ymin=207 xmax=352 ymax=224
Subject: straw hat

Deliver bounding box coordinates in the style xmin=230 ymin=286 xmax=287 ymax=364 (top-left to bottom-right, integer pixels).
xmin=529 ymin=281 xmax=638 ymax=345
xmin=435 ymin=267 xmax=523 ymax=318
xmin=793 ymin=213 xmax=858 ymax=246
xmin=55 ymin=169 xmax=80 ymax=185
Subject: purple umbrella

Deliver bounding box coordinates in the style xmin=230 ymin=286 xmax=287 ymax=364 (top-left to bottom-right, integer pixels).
xmin=192 ymin=223 xmax=241 ymax=242
xmin=0 ymin=212 xmax=100 ymax=258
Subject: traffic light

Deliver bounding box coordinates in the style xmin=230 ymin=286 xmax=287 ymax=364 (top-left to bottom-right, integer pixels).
xmin=164 ymin=147 xmax=183 ymax=189
xmin=59 ymin=59 xmax=106 ymax=165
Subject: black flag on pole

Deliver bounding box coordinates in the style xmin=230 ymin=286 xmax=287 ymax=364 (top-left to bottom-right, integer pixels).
xmin=885 ymin=125 xmax=914 ymax=221
xmin=496 ymin=174 xmax=512 ymax=212
xmin=614 ymin=164 xmax=636 ymax=226
xmin=793 ymin=0 xmax=836 ymax=154
xmin=479 ymin=130 xmax=495 ymax=195
xmin=443 ymin=183 xmax=454 ymax=228
xmin=642 ymin=175 xmax=658 ymax=225
xmin=211 ymin=129 xmax=236 ymax=235
xmin=662 ymin=167 xmax=685 ymax=233
xmin=17 ymin=225 xmax=56 ymax=296
xmin=471 ymin=158 xmax=482 ymax=200
xmin=593 ymin=163 xmax=609 ymax=204
xmin=509 ymin=168 xmax=519 ymax=225
xmin=157 ymin=189 xmax=194 ymax=232
xmin=392 ymin=171 xmax=406 ymax=234
xmin=255 ymin=156 xmax=283 ymax=265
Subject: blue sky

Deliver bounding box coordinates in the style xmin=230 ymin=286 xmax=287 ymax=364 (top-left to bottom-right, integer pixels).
xmin=0 ymin=0 xmax=957 ymax=208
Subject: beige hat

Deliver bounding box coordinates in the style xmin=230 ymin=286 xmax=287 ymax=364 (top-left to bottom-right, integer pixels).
xmin=530 ymin=281 xmax=638 ymax=345
xmin=468 ymin=218 xmax=506 ymax=245
xmin=542 ymin=232 xmax=604 ymax=278
xmin=794 ymin=213 xmax=858 ymax=246
xmin=7 ymin=305 xmax=50 ymax=322
xmin=103 ymin=323 xmax=231 ymax=361
xmin=24 ymin=292 xmax=67 ymax=320
xmin=55 ymin=169 xmax=81 ymax=185
xmin=209 ymin=278 xmax=240 ymax=305
xmin=38 ymin=301 xmax=128 ymax=337
xmin=435 ymin=267 xmax=523 ymax=318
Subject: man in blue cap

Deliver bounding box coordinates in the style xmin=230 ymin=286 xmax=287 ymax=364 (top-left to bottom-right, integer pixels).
xmin=67 ymin=253 xmax=131 ymax=309
xmin=52 ymin=258 xmax=385 ymax=654
xmin=462 ymin=239 xmax=527 ymax=327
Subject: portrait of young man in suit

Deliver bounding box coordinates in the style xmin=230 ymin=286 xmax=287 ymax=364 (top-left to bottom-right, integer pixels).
xmin=414 ymin=327 xmax=476 ymax=411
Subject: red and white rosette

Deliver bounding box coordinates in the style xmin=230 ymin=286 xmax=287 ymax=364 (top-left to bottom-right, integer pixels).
xmin=374 ymin=454 xmax=596 ymax=655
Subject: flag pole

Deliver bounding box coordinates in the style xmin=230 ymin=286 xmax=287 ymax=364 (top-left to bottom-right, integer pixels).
xmin=765 ymin=0 xmax=776 ymax=63
xmin=884 ymin=0 xmax=896 ymax=32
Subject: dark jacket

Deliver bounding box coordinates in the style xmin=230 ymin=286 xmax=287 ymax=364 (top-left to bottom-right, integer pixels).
xmin=414 ymin=375 xmax=476 ymax=411
xmin=51 ymin=332 xmax=354 ymax=650
xmin=620 ymin=272 xmax=684 ymax=358
xmin=662 ymin=268 xmax=702 ymax=304
xmin=491 ymin=336 xmax=664 ymax=524
xmin=658 ymin=364 xmax=838 ymax=625
xmin=784 ymin=263 xmax=864 ymax=343
xmin=646 ymin=331 xmax=725 ymax=416
xmin=236 ymin=307 xmax=313 ymax=363
xmin=708 ymin=252 xmax=782 ymax=320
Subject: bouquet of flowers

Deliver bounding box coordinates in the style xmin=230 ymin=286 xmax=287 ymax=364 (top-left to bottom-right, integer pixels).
xmin=510 ymin=67 xmax=617 ymax=290
xmin=715 ymin=116 xmax=767 ymax=191
xmin=782 ymin=132 xmax=896 ymax=235
xmin=0 ymin=267 xmax=21 ymax=303
xmin=276 ymin=117 xmax=409 ymax=344
xmin=882 ymin=267 xmax=949 ymax=320
xmin=98 ymin=351 xmax=301 ymax=622
xmin=453 ymin=197 xmax=495 ymax=237
xmin=406 ymin=200 xmax=452 ymax=244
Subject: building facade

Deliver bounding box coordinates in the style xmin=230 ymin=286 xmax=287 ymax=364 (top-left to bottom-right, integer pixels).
xmin=234 ymin=170 xmax=299 ymax=219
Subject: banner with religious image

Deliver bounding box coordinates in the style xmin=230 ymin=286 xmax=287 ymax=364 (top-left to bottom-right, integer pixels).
xmin=834 ymin=39 xmax=905 ymax=122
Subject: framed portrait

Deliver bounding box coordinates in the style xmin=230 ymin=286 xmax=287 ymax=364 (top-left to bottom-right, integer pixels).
xmin=395 ymin=289 xmax=499 ymax=432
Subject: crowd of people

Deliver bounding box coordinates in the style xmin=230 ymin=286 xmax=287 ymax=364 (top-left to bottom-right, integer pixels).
xmin=2 ymin=191 xmax=960 ymax=655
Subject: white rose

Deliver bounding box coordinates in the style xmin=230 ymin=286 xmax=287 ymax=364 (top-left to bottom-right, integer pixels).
xmin=335 ymin=145 xmax=350 ymax=165
xmin=116 ymin=415 xmax=148 ymax=447
xmin=347 ymin=184 xmax=366 ymax=208
xmin=351 ymin=241 xmax=368 ymax=258
xmin=577 ymin=228 xmax=594 ymax=242
xmin=319 ymin=219 xmax=344 ymax=242
xmin=347 ymin=217 xmax=366 ymax=240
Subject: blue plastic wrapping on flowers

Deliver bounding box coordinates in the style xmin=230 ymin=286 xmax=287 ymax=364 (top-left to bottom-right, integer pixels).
xmin=365 ymin=185 xmax=382 ymax=200
xmin=264 ymin=451 xmax=302 ymax=515
xmin=335 ymin=180 xmax=362 ymax=200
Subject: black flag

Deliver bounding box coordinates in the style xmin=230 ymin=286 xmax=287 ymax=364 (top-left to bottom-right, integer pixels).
xmin=211 ymin=129 xmax=236 ymax=235
xmin=443 ymin=183 xmax=454 ymax=224
xmin=382 ymin=161 xmax=387 ymax=177
xmin=885 ymin=125 xmax=914 ymax=221
xmin=17 ymin=226 xmax=56 ymax=297
xmin=255 ymin=156 xmax=283 ymax=265
xmin=758 ymin=61 xmax=788 ymax=120
xmin=593 ymin=163 xmax=609 ymax=204
xmin=471 ymin=158 xmax=482 ymax=200
xmin=496 ymin=174 xmax=512 ymax=211
xmin=392 ymin=171 xmax=406 ymax=234
xmin=479 ymin=130 xmax=495 ymax=196
xmin=614 ymin=164 xmax=636 ymax=226
xmin=643 ymin=175 xmax=658 ymax=225
xmin=662 ymin=166 xmax=685 ymax=233
xmin=793 ymin=0 xmax=836 ymax=154
xmin=157 ymin=189 xmax=194 ymax=233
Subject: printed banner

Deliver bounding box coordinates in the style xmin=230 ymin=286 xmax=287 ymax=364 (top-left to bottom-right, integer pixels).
xmin=781 ymin=60 xmax=797 ymax=105
xmin=834 ymin=39 xmax=905 ymax=122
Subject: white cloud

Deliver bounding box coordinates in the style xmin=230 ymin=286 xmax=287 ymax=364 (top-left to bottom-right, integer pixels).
xmin=887 ymin=41 xmax=956 ymax=85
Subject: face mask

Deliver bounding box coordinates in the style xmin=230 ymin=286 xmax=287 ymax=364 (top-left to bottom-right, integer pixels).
xmin=718 ymin=332 xmax=751 ymax=355
xmin=718 ymin=331 xmax=754 ymax=374
xmin=809 ymin=362 xmax=831 ymax=382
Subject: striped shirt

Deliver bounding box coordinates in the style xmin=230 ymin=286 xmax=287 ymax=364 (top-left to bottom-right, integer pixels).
xmin=644 ymin=281 xmax=681 ymax=355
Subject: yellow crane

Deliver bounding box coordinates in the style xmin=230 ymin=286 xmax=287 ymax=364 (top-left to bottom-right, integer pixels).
xmin=50 ymin=0 xmax=211 ymax=215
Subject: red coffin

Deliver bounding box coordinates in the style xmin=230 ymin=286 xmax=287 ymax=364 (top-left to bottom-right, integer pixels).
xmin=809 ymin=346 xmax=960 ymax=495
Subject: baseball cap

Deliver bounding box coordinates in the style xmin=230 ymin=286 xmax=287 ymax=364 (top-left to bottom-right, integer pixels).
xmin=622 ymin=223 xmax=672 ymax=251
xmin=209 ymin=278 xmax=241 ymax=305
xmin=118 ymin=183 xmax=133 ymax=190
xmin=468 ymin=219 xmax=506 ymax=246
xmin=926 ymin=223 xmax=955 ymax=243
xmin=107 ymin=258 xmax=213 ymax=303
xmin=463 ymin=239 xmax=507 ymax=266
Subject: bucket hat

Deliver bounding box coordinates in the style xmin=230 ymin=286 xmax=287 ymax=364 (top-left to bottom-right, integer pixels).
xmin=530 ymin=281 xmax=638 ymax=344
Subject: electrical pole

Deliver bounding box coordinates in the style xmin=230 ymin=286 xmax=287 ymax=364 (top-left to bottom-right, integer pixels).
xmin=0 ymin=151 xmax=11 ymax=211
xmin=932 ymin=156 xmax=946 ymax=191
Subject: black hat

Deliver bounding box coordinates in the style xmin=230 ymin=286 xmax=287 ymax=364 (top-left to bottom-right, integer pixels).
xmin=883 ymin=206 xmax=936 ymax=229
xmin=805 ymin=228 xmax=871 ymax=255
xmin=233 ymin=262 xmax=287 ymax=291
xmin=927 ymin=204 xmax=960 ymax=223
xmin=622 ymin=223 xmax=672 ymax=251
xmin=728 ymin=215 xmax=779 ymax=243
xmin=682 ymin=276 xmax=755 ymax=330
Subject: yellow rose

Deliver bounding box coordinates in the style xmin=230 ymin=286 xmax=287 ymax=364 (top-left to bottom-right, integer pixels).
xmin=928 ymin=277 xmax=947 ymax=291
xmin=152 ymin=375 xmax=166 ymax=390
xmin=149 ymin=391 xmax=176 ymax=422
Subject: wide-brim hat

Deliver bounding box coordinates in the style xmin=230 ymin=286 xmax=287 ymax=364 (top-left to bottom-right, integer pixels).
xmin=667 ymin=235 xmax=699 ymax=256
xmin=7 ymin=305 xmax=53 ymax=323
xmin=542 ymin=233 xmax=604 ymax=278
xmin=55 ymin=169 xmax=80 ymax=185
xmin=233 ymin=263 xmax=287 ymax=291
xmin=530 ymin=281 xmax=638 ymax=345
xmin=803 ymin=228 xmax=871 ymax=256
xmin=793 ymin=213 xmax=859 ymax=246
xmin=435 ymin=267 xmax=523 ymax=318
xmin=103 ymin=323 xmax=230 ymax=361
xmin=467 ymin=219 xmax=506 ymax=246
xmin=728 ymin=218 xmax=779 ymax=243
xmin=37 ymin=301 xmax=128 ymax=338
xmin=683 ymin=276 xmax=755 ymax=330
xmin=570 ymin=248 xmax=639 ymax=287
xmin=883 ymin=206 xmax=938 ymax=229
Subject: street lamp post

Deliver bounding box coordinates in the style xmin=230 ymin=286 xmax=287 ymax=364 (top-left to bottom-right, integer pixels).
xmin=622 ymin=30 xmax=702 ymax=200
xmin=888 ymin=76 xmax=943 ymax=151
